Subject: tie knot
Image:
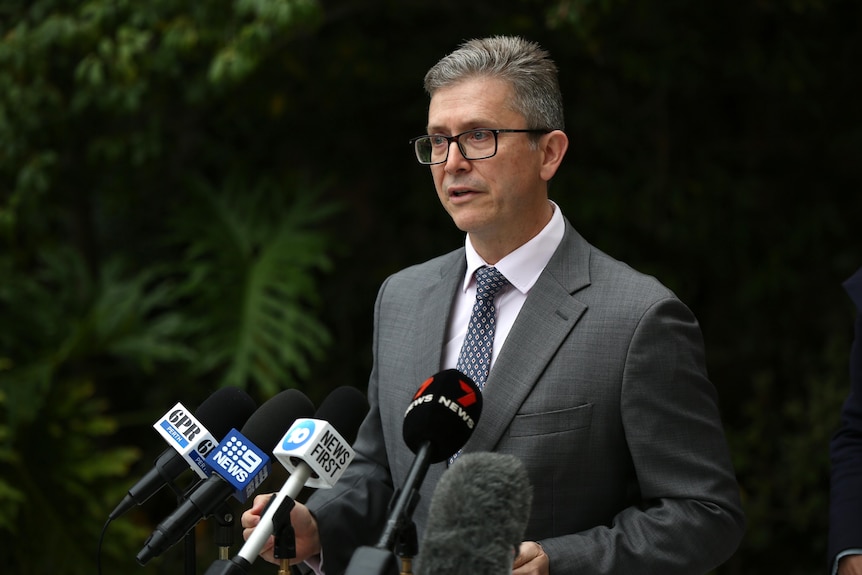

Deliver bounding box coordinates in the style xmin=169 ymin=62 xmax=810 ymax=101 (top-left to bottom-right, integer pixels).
xmin=474 ymin=266 xmax=509 ymax=300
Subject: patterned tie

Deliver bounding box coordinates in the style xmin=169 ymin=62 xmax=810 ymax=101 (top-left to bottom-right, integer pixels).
xmin=449 ymin=266 xmax=509 ymax=465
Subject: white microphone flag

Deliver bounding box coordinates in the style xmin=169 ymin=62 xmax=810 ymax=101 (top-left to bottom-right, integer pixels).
xmin=274 ymin=418 xmax=355 ymax=488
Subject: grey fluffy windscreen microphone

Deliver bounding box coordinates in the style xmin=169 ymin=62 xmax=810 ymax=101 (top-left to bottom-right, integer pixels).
xmin=417 ymin=452 xmax=533 ymax=575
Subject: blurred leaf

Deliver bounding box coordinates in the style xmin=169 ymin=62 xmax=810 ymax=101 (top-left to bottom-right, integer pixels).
xmin=174 ymin=174 xmax=338 ymax=395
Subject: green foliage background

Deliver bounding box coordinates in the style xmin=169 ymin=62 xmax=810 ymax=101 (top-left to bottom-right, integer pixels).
xmin=1 ymin=0 xmax=860 ymax=573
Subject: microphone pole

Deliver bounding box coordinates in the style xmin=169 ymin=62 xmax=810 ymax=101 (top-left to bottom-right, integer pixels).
xmin=271 ymin=491 xmax=298 ymax=575
xmin=342 ymin=443 xmax=431 ymax=575
xmin=377 ymin=441 xmax=430 ymax=551
xmin=213 ymin=502 xmax=235 ymax=559
xmin=355 ymin=442 xmax=431 ymax=575
xmin=184 ymin=521 xmax=195 ymax=575
xmin=168 ymin=456 xmax=206 ymax=575
xmin=395 ymin=522 xmax=417 ymax=575
xmin=166 ymin=473 xmax=206 ymax=575
xmin=346 ymin=443 xmax=436 ymax=575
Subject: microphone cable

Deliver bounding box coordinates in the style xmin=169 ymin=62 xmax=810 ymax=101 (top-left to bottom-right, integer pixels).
xmin=97 ymin=517 xmax=110 ymax=575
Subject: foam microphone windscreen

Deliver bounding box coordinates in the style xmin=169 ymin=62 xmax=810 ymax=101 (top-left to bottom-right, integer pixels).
xmin=402 ymin=369 xmax=482 ymax=463
xmin=417 ymin=452 xmax=533 ymax=575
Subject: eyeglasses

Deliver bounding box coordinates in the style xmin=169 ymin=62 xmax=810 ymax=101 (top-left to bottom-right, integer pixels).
xmin=409 ymin=128 xmax=551 ymax=165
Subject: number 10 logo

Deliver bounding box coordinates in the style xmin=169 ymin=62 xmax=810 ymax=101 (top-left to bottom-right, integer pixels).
xmin=281 ymin=420 xmax=315 ymax=450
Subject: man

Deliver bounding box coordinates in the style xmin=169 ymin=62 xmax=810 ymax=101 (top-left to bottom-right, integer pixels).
xmin=242 ymin=35 xmax=745 ymax=574
xmin=829 ymin=266 xmax=862 ymax=575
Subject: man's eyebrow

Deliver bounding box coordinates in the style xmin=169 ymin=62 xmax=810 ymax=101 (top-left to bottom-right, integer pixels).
xmin=425 ymin=122 xmax=494 ymax=134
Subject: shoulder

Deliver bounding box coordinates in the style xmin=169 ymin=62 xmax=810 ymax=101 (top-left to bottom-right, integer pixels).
xmin=555 ymin=221 xmax=679 ymax=309
xmin=588 ymin=247 xmax=677 ymax=304
xmin=582 ymin=248 xmax=700 ymax=342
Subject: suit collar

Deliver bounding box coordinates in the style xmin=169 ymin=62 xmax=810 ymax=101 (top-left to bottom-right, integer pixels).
xmin=462 ymin=202 xmax=567 ymax=294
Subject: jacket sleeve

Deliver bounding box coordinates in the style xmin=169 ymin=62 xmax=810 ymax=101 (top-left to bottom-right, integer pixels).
xmin=540 ymin=296 xmax=746 ymax=574
xmin=303 ymin=279 xmax=396 ymax=575
xmin=829 ymin=267 xmax=862 ymax=571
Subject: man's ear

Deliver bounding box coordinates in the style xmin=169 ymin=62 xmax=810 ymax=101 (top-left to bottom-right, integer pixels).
xmin=539 ymin=130 xmax=569 ymax=182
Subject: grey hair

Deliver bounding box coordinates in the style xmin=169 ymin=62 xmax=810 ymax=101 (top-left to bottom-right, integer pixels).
xmin=423 ymin=35 xmax=565 ymax=131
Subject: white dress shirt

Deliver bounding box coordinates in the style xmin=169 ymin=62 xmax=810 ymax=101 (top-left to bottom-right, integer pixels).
xmin=442 ymin=201 xmax=566 ymax=374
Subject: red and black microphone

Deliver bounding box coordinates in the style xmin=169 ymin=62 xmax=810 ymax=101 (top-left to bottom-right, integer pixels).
xmin=345 ymin=369 xmax=482 ymax=575
xmin=401 ymin=369 xmax=482 ymax=464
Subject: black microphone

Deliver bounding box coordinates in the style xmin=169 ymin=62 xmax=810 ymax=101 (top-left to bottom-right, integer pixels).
xmin=203 ymin=386 xmax=369 ymax=575
xmin=416 ymin=452 xmax=533 ymax=575
xmin=401 ymin=368 xmax=482 ymax=464
xmin=345 ymin=369 xmax=482 ymax=575
xmin=136 ymin=388 xmax=315 ymax=565
xmin=110 ymin=387 xmax=257 ymax=520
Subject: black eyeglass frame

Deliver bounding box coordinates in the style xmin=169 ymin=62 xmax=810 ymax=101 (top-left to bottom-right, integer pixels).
xmin=408 ymin=128 xmax=552 ymax=165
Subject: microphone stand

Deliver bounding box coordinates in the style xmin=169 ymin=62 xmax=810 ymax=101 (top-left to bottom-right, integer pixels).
xmin=184 ymin=530 xmax=196 ymax=575
xmin=165 ymin=474 xmax=234 ymax=574
xmin=395 ymin=521 xmax=417 ymax=575
xmin=213 ymin=502 xmax=235 ymax=559
xmin=272 ymin=494 xmax=296 ymax=575
xmin=201 ymin=493 xmax=299 ymax=575
xmin=344 ymin=442 xmax=431 ymax=575
xmin=164 ymin=468 xmax=201 ymax=575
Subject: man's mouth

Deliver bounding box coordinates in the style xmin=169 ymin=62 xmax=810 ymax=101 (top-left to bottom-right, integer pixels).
xmin=450 ymin=188 xmax=477 ymax=198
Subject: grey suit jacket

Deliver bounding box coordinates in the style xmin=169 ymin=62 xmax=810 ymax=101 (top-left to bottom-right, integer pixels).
xmin=306 ymin=219 xmax=745 ymax=574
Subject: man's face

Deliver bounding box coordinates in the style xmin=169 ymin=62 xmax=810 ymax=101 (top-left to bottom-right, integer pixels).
xmin=426 ymin=76 xmax=552 ymax=255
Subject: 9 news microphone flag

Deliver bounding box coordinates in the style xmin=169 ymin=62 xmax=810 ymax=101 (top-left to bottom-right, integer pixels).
xmin=344 ymin=369 xmax=482 ymax=575
xmin=136 ymin=389 xmax=315 ymax=565
xmin=110 ymin=387 xmax=257 ymax=520
xmin=203 ymin=386 xmax=369 ymax=575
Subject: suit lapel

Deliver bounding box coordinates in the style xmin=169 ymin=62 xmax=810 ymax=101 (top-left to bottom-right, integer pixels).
xmin=459 ymin=221 xmax=591 ymax=454
xmin=412 ymin=253 xmax=466 ymax=494
xmin=414 ymin=253 xmax=465 ymax=382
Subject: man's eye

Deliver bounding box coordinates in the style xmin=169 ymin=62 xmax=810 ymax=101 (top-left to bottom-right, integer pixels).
xmin=429 ymin=136 xmax=448 ymax=147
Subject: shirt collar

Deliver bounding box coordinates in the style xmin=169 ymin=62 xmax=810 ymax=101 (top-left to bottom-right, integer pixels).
xmin=462 ymin=201 xmax=565 ymax=294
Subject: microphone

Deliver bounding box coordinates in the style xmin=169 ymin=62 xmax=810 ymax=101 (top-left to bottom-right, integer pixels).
xmin=136 ymin=388 xmax=315 ymax=565
xmin=345 ymin=369 xmax=482 ymax=575
xmin=203 ymin=386 xmax=369 ymax=575
xmin=401 ymin=368 xmax=482 ymax=464
xmin=110 ymin=387 xmax=257 ymax=520
xmin=416 ymin=452 xmax=533 ymax=575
